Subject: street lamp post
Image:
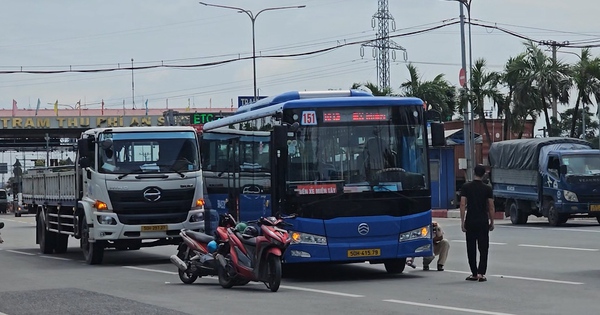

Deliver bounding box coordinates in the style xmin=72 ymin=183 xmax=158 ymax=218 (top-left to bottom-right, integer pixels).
xmin=199 ymin=2 xmax=306 ymax=102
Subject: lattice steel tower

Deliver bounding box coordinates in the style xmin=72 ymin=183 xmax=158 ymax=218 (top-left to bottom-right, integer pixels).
xmin=361 ymin=0 xmax=407 ymax=92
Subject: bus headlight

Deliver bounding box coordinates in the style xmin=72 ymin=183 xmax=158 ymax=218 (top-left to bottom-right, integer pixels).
xmin=399 ymin=225 xmax=430 ymax=242
xmin=290 ymin=231 xmax=327 ymax=245
xmin=563 ymin=190 xmax=578 ymax=202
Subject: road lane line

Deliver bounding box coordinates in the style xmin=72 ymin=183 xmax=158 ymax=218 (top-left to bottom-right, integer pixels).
xmin=518 ymin=244 xmax=598 ymax=251
xmin=280 ymin=285 xmax=364 ymax=298
xmin=497 ymin=226 xmax=542 ymax=230
xmin=5 ymin=250 xmax=36 ymax=256
xmin=489 ymin=274 xmax=583 ymax=285
xmin=443 ymin=270 xmax=582 ymax=285
xmin=123 ymin=266 xmax=177 ymax=275
xmin=39 ymin=255 xmax=72 ymax=261
xmin=451 ymin=240 xmax=507 ymax=245
xmin=124 ymin=266 xmax=364 ymax=297
xmin=0 ymin=311 xmax=9 ymax=315
xmin=383 ymin=299 xmax=516 ymax=315
xmin=555 ymin=228 xmax=600 ymax=233
xmin=1 ymin=218 xmax=35 ymax=225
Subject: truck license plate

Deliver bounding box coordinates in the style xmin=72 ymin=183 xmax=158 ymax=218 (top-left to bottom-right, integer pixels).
xmin=590 ymin=204 xmax=600 ymax=212
xmin=141 ymin=225 xmax=168 ymax=232
xmin=347 ymin=249 xmax=381 ymax=258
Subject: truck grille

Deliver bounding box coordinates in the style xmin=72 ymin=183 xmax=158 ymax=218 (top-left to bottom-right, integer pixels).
xmin=576 ymin=194 xmax=600 ymax=204
xmin=108 ymin=188 xmax=195 ymax=225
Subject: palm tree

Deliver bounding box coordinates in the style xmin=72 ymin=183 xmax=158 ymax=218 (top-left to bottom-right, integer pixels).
xmin=398 ymin=64 xmax=457 ymax=121
xmin=517 ymin=42 xmax=571 ymax=136
xmin=569 ymin=48 xmax=600 ymax=138
xmin=469 ymin=58 xmax=502 ymax=145
xmin=350 ymin=82 xmax=392 ymax=96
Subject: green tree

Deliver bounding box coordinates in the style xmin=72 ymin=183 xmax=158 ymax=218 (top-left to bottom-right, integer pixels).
xmin=569 ymin=48 xmax=600 ymax=137
xmin=470 ymin=58 xmax=502 ymax=145
xmin=350 ymin=82 xmax=392 ymax=96
xmin=558 ymin=106 xmax=599 ymax=139
xmin=517 ymin=42 xmax=571 ymax=136
xmin=398 ymin=63 xmax=457 ymax=121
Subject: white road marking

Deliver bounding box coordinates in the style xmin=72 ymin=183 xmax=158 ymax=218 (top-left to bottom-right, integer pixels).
xmin=451 ymin=240 xmax=507 ymax=245
xmin=5 ymin=250 xmax=36 ymax=256
xmin=518 ymin=244 xmax=598 ymax=251
xmin=39 ymin=255 xmax=72 ymax=261
xmin=497 ymin=226 xmax=542 ymax=230
xmin=124 ymin=265 xmax=364 ymax=297
xmin=554 ymin=228 xmax=600 ymax=233
xmin=1 ymin=218 xmax=35 ymax=225
xmin=490 ymin=274 xmax=583 ymax=285
xmin=280 ymin=285 xmax=364 ymax=298
xmin=384 ymin=299 xmax=516 ymax=315
xmin=443 ymin=270 xmax=583 ymax=285
xmin=123 ymin=266 xmax=177 ymax=275
xmin=0 ymin=311 xmax=9 ymax=315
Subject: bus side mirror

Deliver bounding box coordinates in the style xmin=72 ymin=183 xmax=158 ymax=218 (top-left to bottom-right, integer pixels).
xmin=430 ymin=122 xmax=445 ymax=147
xmin=273 ymin=125 xmax=288 ymax=151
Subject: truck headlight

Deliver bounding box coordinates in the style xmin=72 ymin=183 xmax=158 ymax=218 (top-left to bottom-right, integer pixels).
xmin=563 ymin=190 xmax=578 ymax=202
xmin=97 ymin=215 xmax=117 ymax=225
xmin=290 ymin=231 xmax=327 ymax=245
xmin=399 ymin=225 xmax=430 ymax=242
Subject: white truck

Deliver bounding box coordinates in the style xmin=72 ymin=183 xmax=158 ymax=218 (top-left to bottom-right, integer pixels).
xmin=22 ymin=126 xmax=208 ymax=264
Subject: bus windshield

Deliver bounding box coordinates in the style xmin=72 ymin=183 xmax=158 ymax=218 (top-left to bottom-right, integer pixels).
xmin=287 ymin=123 xmax=427 ymax=191
xmin=98 ymin=131 xmax=200 ymax=174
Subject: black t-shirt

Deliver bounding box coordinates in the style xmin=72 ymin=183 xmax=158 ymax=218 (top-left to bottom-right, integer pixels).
xmin=460 ymin=179 xmax=493 ymax=226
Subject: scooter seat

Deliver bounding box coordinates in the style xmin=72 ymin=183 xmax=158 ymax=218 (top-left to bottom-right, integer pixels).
xmin=235 ymin=231 xmax=256 ymax=246
xmin=184 ymin=230 xmax=214 ymax=243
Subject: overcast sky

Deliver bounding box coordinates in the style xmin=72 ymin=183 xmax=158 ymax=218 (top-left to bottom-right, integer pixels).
xmin=1 ymin=0 xmax=599 ymax=123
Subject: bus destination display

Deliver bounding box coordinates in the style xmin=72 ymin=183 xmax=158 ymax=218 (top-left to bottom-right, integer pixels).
xmin=322 ymin=109 xmax=388 ymax=123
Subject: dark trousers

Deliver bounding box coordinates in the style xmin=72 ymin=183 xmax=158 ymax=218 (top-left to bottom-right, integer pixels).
xmin=465 ymin=224 xmax=489 ymax=276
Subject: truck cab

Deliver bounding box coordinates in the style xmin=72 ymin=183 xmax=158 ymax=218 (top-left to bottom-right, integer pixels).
xmin=543 ymin=150 xmax=600 ymax=223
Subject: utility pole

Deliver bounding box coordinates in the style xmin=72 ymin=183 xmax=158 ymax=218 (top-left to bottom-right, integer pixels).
xmin=459 ymin=3 xmax=472 ymax=182
xmin=360 ymin=0 xmax=407 ymax=92
xmin=131 ymin=58 xmax=135 ymax=110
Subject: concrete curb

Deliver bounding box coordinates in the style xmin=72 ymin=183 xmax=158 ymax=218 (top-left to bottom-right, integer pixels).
xmin=432 ymin=209 xmax=505 ymax=220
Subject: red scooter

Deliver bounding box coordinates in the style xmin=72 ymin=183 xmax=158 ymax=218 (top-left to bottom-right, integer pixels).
xmin=215 ymin=216 xmax=292 ymax=292
xmin=170 ymin=213 xmax=236 ymax=284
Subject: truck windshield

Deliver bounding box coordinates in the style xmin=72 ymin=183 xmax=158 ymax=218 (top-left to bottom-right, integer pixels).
xmin=562 ymin=155 xmax=600 ymax=175
xmin=98 ymin=131 xmax=200 ymax=174
xmin=287 ymin=123 xmax=427 ymax=191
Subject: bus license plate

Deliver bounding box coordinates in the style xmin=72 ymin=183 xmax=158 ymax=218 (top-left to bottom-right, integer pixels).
xmin=590 ymin=204 xmax=600 ymax=212
xmin=347 ymin=249 xmax=381 ymax=258
xmin=141 ymin=225 xmax=168 ymax=232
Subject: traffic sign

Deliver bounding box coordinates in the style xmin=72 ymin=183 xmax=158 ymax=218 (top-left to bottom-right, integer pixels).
xmin=459 ymin=68 xmax=466 ymax=87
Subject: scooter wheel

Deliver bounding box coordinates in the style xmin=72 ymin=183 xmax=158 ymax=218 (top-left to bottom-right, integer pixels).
xmin=177 ymin=246 xmax=198 ymax=284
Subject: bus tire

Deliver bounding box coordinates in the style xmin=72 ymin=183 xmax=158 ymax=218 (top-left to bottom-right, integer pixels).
xmin=384 ymin=258 xmax=406 ymax=274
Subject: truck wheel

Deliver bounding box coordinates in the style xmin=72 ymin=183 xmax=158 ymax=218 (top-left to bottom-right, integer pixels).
xmin=80 ymin=217 xmax=105 ymax=265
xmin=547 ymin=201 xmax=567 ymax=226
xmin=384 ymin=258 xmax=407 ymax=274
xmin=55 ymin=234 xmax=69 ymax=254
xmin=596 ymin=217 xmax=600 ymax=225
xmin=37 ymin=214 xmax=56 ymax=254
xmin=509 ymin=202 xmax=528 ymax=225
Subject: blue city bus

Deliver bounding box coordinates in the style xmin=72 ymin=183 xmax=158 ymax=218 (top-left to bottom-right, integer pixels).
xmin=201 ymin=90 xmax=442 ymax=273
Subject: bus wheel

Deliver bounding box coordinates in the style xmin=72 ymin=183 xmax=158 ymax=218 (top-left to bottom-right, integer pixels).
xmin=384 ymin=258 xmax=406 ymax=274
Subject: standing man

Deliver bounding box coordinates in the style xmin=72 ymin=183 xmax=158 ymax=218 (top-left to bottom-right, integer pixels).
xmin=460 ymin=164 xmax=495 ymax=282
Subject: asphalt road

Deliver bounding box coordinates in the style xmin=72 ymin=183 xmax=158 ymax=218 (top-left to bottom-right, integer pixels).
xmin=1 ymin=214 xmax=599 ymax=315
